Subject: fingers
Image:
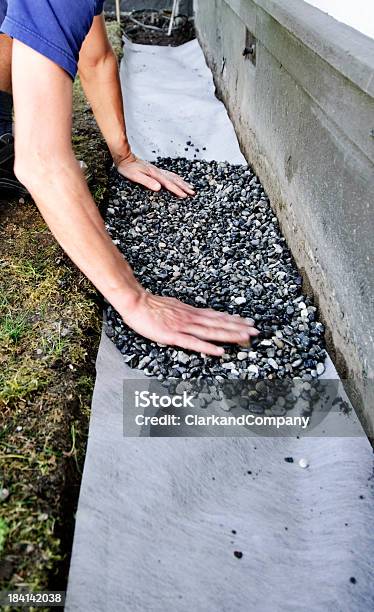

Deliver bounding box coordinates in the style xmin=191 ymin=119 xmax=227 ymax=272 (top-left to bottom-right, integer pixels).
xmin=120 ymin=166 xmax=162 ymax=192
xmin=131 ymin=172 xmax=162 ymax=192
xmin=169 ymin=174 xmax=195 ymax=195
xmin=149 ymin=167 xmax=195 ymax=197
xmin=182 ymin=323 xmax=253 ymax=344
xmin=126 ymin=293 xmax=260 ymax=357
xmin=177 ymin=304 xmax=259 ymax=334
xmin=158 ymin=177 xmax=189 ymax=199
xmin=119 ymin=159 xmax=195 ymax=197
xmin=171 ymin=333 xmax=225 ymax=357
xmin=169 ymin=300 xmax=258 ymax=348
xmin=195 ymin=313 xmax=259 ymax=335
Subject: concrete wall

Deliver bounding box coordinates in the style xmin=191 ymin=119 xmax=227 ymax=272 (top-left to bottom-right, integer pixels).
xmin=194 ymin=0 xmax=374 ymax=437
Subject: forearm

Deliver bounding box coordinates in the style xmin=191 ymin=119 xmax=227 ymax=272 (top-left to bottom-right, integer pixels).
xmin=12 ymin=39 xmax=143 ymax=315
xmin=78 ymin=19 xmax=132 ymax=165
xmin=18 ymin=154 xmax=142 ymax=313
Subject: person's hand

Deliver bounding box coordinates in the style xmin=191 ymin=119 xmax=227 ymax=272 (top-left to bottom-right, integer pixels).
xmin=122 ymin=291 xmax=259 ymax=356
xmin=116 ymin=153 xmax=195 ymax=198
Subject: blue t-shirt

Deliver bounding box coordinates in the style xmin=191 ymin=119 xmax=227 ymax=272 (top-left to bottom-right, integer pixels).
xmin=0 ymin=0 xmax=105 ymax=79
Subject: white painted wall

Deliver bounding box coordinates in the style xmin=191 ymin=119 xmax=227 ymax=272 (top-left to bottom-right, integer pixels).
xmin=304 ymin=0 xmax=374 ymax=39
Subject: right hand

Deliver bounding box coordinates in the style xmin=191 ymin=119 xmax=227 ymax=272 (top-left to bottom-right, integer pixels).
xmin=116 ymin=153 xmax=195 ymax=199
xmin=122 ymin=291 xmax=259 ymax=356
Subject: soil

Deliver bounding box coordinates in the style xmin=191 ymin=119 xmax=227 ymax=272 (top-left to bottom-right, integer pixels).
xmin=122 ymin=10 xmax=195 ymax=46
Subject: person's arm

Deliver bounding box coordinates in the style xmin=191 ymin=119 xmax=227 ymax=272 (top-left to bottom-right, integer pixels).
xmin=78 ymin=15 xmax=194 ymax=198
xmin=12 ymin=41 xmax=258 ymax=355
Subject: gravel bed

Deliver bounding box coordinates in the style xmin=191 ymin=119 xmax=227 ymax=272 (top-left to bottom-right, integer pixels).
xmin=104 ymin=157 xmax=326 ymax=383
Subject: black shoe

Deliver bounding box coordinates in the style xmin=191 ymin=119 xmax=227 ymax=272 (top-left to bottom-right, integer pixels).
xmin=0 ymin=133 xmax=29 ymax=196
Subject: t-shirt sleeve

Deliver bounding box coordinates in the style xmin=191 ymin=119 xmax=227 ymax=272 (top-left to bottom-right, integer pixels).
xmin=1 ymin=0 xmax=99 ymax=79
xmin=95 ymin=0 xmax=105 ymax=16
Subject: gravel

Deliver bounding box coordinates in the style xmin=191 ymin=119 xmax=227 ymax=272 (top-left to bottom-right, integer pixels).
xmin=104 ymin=157 xmax=326 ymax=383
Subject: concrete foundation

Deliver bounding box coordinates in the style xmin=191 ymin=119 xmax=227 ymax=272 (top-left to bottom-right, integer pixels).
xmin=194 ymin=0 xmax=374 ymax=438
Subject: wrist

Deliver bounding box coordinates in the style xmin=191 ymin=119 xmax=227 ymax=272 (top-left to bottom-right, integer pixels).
xmin=111 ymin=138 xmax=134 ymax=167
xmin=108 ymin=275 xmax=145 ymax=318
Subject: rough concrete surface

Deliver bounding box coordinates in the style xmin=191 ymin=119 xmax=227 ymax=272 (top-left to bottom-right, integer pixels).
xmin=66 ymin=39 xmax=374 ymax=612
xmin=194 ymin=0 xmax=374 ymax=437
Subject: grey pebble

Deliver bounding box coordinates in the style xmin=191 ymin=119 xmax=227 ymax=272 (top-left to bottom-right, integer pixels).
xmin=268 ymin=358 xmax=279 ymax=370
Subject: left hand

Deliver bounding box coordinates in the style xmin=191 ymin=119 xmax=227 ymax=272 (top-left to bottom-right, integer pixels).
xmin=117 ymin=153 xmax=195 ymax=198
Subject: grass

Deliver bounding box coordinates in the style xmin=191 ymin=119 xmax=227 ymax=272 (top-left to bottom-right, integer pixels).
xmin=0 ymin=20 xmax=122 ymax=608
xmin=0 ymin=519 xmax=8 ymax=554
xmin=0 ymin=313 xmax=29 ymax=346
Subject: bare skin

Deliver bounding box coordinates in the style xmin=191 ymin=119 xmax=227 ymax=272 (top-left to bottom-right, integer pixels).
xmin=11 ymin=15 xmax=259 ymax=356
xmin=0 ymin=33 xmax=12 ymax=94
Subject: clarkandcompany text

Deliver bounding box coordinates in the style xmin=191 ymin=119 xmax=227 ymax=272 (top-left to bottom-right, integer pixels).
xmin=134 ymin=392 xmax=310 ymax=429
xmin=135 ymin=414 xmax=310 ymax=429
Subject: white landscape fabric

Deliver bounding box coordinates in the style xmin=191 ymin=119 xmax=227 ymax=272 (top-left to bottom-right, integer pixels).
xmin=65 ymin=39 xmax=374 ymax=612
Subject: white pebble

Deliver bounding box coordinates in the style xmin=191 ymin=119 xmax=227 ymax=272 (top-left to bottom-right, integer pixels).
xmin=316 ymin=362 xmax=325 ymax=376
xmin=222 ymin=362 xmax=235 ymax=370
xmin=268 ymin=358 xmax=278 ymax=370
xmin=233 ymin=296 xmax=246 ymax=305
xmin=220 ymin=403 xmax=232 ymax=412
xmin=138 ymin=356 xmax=151 ymax=369
xmin=0 ymin=488 xmax=9 ymax=501
xmin=237 ymin=351 xmax=247 ymax=361
xmin=248 ymin=364 xmax=259 ymax=376
xmin=177 ymin=351 xmax=190 ymax=365
xmin=298 ymin=458 xmax=309 ymax=469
